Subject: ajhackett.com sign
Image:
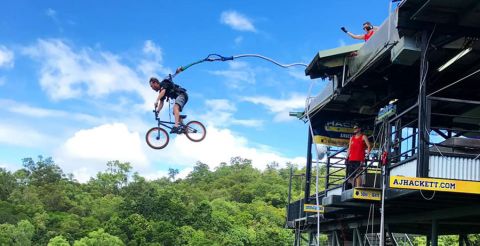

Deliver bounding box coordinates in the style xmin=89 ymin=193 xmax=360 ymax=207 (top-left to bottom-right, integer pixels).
xmin=390 ymin=176 xmax=480 ymax=195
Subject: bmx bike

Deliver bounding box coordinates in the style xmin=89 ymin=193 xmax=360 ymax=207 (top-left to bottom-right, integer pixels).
xmin=146 ymin=110 xmax=206 ymax=149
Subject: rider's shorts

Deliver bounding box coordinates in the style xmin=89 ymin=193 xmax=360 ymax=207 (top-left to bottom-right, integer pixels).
xmin=175 ymin=93 xmax=188 ymax=111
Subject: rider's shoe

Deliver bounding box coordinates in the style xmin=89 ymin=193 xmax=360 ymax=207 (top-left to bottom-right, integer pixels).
xmin=177 ymin=125 xmax=185 ymax=134
xmin=170 ymin=127 xmax=179 ymax=134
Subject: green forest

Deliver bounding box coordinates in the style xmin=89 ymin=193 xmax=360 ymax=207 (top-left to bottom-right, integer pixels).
xmin=0 ymin=156 xmax=306 ymax=245
xmin=1 ymin=156 xmax=479 ymax=245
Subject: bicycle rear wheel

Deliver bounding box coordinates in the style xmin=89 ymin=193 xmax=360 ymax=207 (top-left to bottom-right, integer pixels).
xmin=146 ymin=127 xmax=169 ymax=149
xmin=184 ymin=121 xmax=206 ymax=142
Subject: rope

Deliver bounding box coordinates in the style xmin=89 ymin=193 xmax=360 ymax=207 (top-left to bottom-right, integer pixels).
xmin=175 ymin=53 xmax=307 ymax=75
xmin=233 ymin=54 xmax=308 ymax=68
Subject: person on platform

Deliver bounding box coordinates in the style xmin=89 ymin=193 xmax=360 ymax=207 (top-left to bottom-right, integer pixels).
xmin=345 ymin=125 xmax=371 ymax=189
xmin=341 ymin=21 xmax=378 ymax=42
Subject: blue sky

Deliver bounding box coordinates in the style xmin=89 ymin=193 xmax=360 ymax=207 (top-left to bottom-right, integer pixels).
xmin=0 ymin=1 xmax=392 ymax=181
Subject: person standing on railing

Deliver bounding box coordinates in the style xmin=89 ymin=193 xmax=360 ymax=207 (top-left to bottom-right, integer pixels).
xmin=341 ymin=22 xmax=378 ymax=42
xmin=346 ymin=125 xmax=371 ymax=188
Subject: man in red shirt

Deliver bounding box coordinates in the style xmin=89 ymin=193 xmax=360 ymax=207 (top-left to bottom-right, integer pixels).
xmin=341 ymin=22 xmax=378 ymax=42
xmin=346 ymin=125 xmax=371 ymax=189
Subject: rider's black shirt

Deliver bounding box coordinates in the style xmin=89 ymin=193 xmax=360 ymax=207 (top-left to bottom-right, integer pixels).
xmin=159 ymin=79 xmax=187 ymax=100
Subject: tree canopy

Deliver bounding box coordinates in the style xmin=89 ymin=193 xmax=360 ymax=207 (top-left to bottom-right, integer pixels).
xmin=0 ymin=156 xmax=308 ymax=245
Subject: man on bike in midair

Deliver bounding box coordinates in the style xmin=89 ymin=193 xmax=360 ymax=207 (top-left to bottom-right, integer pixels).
xmin=149 ymin=75 xmax=188 ymax=134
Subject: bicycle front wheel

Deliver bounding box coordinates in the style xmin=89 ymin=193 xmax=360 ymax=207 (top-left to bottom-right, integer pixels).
xmin=184 ymin=121 xmax=206 ymax=142
xmin=146 ymin=127 xmax=169 ymax=149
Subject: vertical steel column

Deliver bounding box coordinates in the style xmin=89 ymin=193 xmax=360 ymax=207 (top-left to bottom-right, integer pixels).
xmin=325 ymin=147 xmax=331 ymax=190
xmin=305 ymin=131 xmax=313 ymax=203
xmin=460 ymin=234 xmax=471 ymax=246
xmin=309 ymin=231 xmax=316 ymax=246
xmin=412 ymin=127 xmax=417 ymax=156
xmin=431 ymin=220 xmax=438 ymax=246
xmin=380 ymin=120 xmax=390 ymax=246
xmin=294 ymin=229 xmax=300 ymax=246
xmin=286 ymin=166 xmax=293 ymax=228
xmin=418 ymin=30 xmax=430 ymax=177
xmin=394 ymin=119 xmax=402 ymax=163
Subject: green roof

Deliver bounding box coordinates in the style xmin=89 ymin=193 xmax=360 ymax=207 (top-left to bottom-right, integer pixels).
xmin=305 ymin=43 xmax=363 ymax=79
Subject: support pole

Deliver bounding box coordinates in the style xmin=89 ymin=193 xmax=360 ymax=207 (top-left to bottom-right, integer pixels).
xmin=431 ymin=220 xmax=438 ymax=246
xmin=418 ymin=30 xmax=430 ymax=177
xmin=325 ymin=147 xmax=330 ymax=190
xmin=380 ymin=120 xmax=390 ymax=246
xmin=286 ymin=167 xmax=293 ymax=224
xmin=305 ymin=131 xmax=313 ymax=203
xmin=294 ymin=229 xmax=300 ymax=246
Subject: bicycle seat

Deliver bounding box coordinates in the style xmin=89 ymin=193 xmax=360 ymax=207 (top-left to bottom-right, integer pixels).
xmin=180 ymin=115 xmax=187 ymax=119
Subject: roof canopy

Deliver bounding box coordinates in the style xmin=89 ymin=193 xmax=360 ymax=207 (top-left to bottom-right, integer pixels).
xmin=305 ymin=0 xmax=480 ymax=126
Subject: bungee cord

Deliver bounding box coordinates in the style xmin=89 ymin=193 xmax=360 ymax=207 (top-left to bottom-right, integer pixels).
xmin=175 ymin=53 xmax=307 ymax=75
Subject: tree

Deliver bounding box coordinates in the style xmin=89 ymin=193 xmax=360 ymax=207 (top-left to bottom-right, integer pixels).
xmin=90 ymin=161 xmax=132 ymax=195
xmin=21 ymin=156 xmax=64 ymax=186
xmin=0 ymin=220 xmax=35 ymax=246
xmin=191 ymin=200 xmax=212 ymax=230
xmin=168 ymin=168 xmax=179 ymax=181
xmin=0 ymin=168 xmax=16 ymax=201
xmin=90 ymin=194 xmax=123 ymax=222
xmin=48 ymin=235 xmax=70 ymax=246
xmin=73 ymin=229 xmax=124 ymax=246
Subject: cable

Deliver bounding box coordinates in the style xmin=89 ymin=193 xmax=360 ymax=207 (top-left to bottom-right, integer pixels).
xmin=304 ymin=79 xmax=322 ymax=245
xmin=233 ymin=54 xmax=308 ymax=68
xmin=176 ymin=53 xmax=307 ymax=75
xmin=420 ymin=190 xmax=436 ymax=200
xmin=428 ymin=67 xmax=480 ymax=97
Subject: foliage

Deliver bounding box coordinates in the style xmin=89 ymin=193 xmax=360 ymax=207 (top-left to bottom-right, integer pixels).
xmin=3 ymin=155 xmax=477 ymax=245
xmin=47 ymin=235 xmax=70 ymax=246
xmin=0 ymin=220 xmax=35 ymax=246
xmin=0 ymin=156 xmax=301 ymax=245
xmin=73 ymin=229 xmax=123 ymax=246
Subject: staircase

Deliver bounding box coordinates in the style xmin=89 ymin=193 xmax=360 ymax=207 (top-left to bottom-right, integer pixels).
xmin=364 ymin=233 xmax=413 ymax=246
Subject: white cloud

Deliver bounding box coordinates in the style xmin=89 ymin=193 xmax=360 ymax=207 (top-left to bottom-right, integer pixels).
xmin=220 ymin=11 xmax=256 ymax=32
xmin=22 ymin=39 xmax=152 ymax=104
xmin=140 ymin=170 xmax=168 ymax=181
xmin=46 ymin=8 xmax=56 ymax=18
xmin=139 ymin=167 xmax=192 ymax=181
xmin=243 ymin=94 xmax=306 ymax=122
xmin=234 ymin=36 xmax=244 ymax=45
xmin=142 ymin=40 xmax=162 ymax=61
xmin=57 ymin=123 xmax=147 ymax=166
xmin=0 ymin=161 xmax=17 ymax=171
xmin=55 ymin=123 xmax=149 ymax=182
xmin=137 ymin=40 xmax=169 ymax=77
xmin=0 ymin=122 xmax=54 ymax=148
xmin=148 ymin=125 xmax=304 ymax=170
xmin=0 ymin=99 xmax=99 ymax=123
xmin=0 ymin=46 xmax=14 ymax=68
xmin=198 ymin=99 xmax=263 ymax=128
xmin=287 ymin=68 xmax=310 ymax=81
xmin=209 ymin=61 xmax=256 ymax=89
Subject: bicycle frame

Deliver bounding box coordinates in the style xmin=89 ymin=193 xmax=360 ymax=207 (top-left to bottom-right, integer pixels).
xmin=154 ymin=111 xmax=178 ymax=133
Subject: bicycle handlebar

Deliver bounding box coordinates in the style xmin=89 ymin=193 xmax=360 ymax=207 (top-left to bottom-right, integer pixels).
xmin=153 ymin=109 xmax=159 ymax=120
